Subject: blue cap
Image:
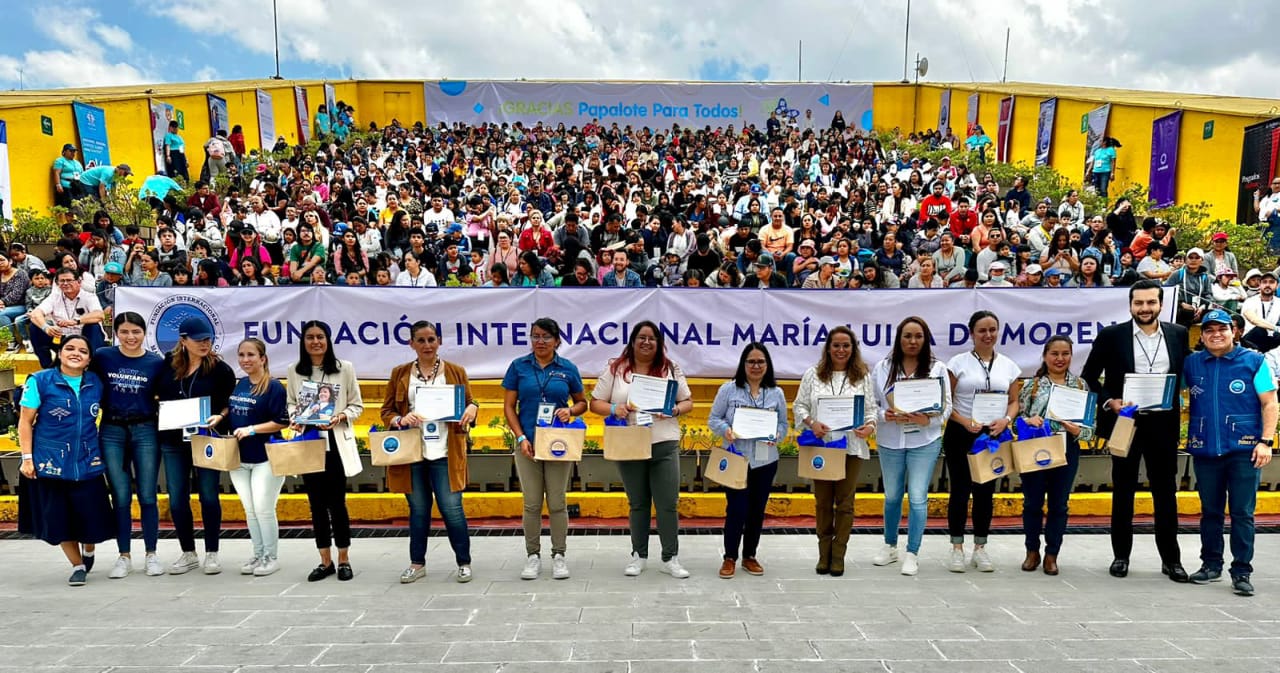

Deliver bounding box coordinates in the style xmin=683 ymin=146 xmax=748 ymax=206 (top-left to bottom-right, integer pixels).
xmin=103 ymin=262 xmax=124 ymax=275
xmin=446 ymin=223 xmax=463 ymax=234
xmin=1201 ymin=308 xmax=1232 ymax=326
xmin=178 ymin=316 xmax=214 ymax=341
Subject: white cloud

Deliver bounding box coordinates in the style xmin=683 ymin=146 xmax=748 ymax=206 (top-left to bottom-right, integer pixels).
xmin=92 ymin=24 xmax=134 ymax=52
xmin=193 ymin=66 xmax=218 ymax=82
xmin=0 ymin=4 xmax=148 ymax=89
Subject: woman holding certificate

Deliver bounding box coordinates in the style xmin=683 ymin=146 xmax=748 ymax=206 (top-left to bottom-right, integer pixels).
xmin=1013 ymin=336 xmax=1091 ymax=575
xmin=287 ymin=320 xmax=365 ymax=582
xmin=943 ymin=311 xmax=1021 ymax=573
xmin=871 ymin=317 xmax=952 ymax=576
xmin=794 ymin=326 xmax=878 ymax=576
xmin=156 ymin=317 xmax=236 ymax=576
xmin=502 ymin=317 xmax=587 ymax=581
xmin=590 ymin=321 xmax=694 ymax=579
xmin=707 ymin=343 xmax=789 ymax=579
xmin=380 ymin=321 xmax=479 ymax=584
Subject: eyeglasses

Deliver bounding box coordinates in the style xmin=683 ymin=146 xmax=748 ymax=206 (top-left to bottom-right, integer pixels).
xmin=57 ymin=279 xmax=79 ymax=285
xmin=531 ymin=334 xmax=556 ymax=343
xmin=745 ymin=359 xmax=767 ymax=366
xmin=635 ymin=336 xmax=658 ymax=343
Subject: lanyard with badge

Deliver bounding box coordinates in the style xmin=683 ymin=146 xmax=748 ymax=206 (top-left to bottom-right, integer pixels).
xmin=534 ymin=362 xmax=559 ymax=426
xmin=1135 ymin=329 xmax=1163 ymax=374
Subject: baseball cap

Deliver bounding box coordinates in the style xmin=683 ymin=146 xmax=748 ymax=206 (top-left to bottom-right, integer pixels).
xmin=1201 ymin=309 xmax=1232 ymax=326
xmin=755 ymin=252 xmax=774 ymax=267
xmin=750 ymin=184 xmax=762 ymax=194
xmin=1186 ymin=247 xmax=1205 ymax=258
xmin=799 ymin=239 xmax=816 ymax=250
xmin=1212 ymin=232 xmax=1229 ymax=242
xmin=178 ymin=317 xmax=214 ymax=341
xmin=1216 ymin=266 xmax=1237 ymax=278
xmin=1025 ymin=264 xmax=1043 ymax=275
xmin=1263 ymin=269 xmax=1279 ymax=281
xmin=446 ymin=223 xmax=463 ymax=234
xmin=61 ymin=143 xmax=76 ymax=152
xmin=989 ymin=261 xmax=1007 ymax=271
xmin=117 ymin=163 xmax=133 ymax=175
xmin=103 ymin=262 xmax=124 ymax=275
xmin=240 ymin=224 xmax=256 ymax=235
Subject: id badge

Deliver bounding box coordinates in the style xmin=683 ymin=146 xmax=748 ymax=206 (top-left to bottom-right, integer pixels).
xmin=423 ymin=420 xmax=442 ymax=442
xmin=903 ymin=423 xmax=922 ymax=435
xmin=537 ymin=403 xmax=556 ymax=425
xmin=182 ymin=426 xmax=196 ymax=442
xmin=634 ymin=411 xmax=654 ymax=427
xmin=754 ymin=440 xmax=772 ymax=462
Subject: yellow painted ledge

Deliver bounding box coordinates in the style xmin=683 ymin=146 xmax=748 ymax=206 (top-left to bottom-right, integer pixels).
xmin=0 ymin=492 xmax=1277 ymax=524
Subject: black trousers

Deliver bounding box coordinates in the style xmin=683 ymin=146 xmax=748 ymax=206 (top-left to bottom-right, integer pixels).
xmin=1110 ymin=411 xmax=1181 ymax=564
xmin=943 ymin=419 xmax=996 ymax=543
xmin=301 ymin=437 xmax=351 ymax=550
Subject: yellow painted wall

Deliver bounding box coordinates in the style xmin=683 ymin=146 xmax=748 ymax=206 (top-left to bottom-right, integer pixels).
xmin=871 ymin=84 xmax=915 ymax=133
xmin=5 ymin=103 xmax=78 ymax=211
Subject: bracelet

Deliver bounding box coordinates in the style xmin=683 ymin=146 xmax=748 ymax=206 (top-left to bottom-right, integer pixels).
xmin=610 ymin=403 xmax=616 ymax=416
xmin=21 ymin=454 xmax=31 ymax=460
xmin=249 ymin=426 xmax=257 ymax=436
xmin=393 ymin=415 xmax=402 ymax=427
xmin=516 ymin=434 xmax=527 ymax=444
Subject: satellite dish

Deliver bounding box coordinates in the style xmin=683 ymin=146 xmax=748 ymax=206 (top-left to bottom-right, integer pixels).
xmin=917 ymin=57 xmax=930 ymax=77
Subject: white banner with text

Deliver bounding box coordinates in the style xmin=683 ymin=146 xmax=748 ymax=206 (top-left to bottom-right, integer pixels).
xmin=116 ymin=287 xmax=1153 ymax=380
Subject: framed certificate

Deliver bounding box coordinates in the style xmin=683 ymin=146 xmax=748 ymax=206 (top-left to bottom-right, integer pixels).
xmin=971 ymin=392 xmax=1008 ymax=425
xmin=1045 ymin=384 xmax=1097 ymax=427
xmin=413 ymin=385 xmax=465 ymax=422
xmin=814 ymin=395 xmax=865 ymax=431
xmin=1122 ymin=373 xmax=1177 ymax=411
xmin=891 ymin=378 xmax=945 ymax=414
xmin=731 ymin=407 xmax=779 ymax=440
xmin=627 ymin=374 xmax=678 ymax=415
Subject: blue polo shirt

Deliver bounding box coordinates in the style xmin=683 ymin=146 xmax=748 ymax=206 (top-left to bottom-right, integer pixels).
xmin=501 ymin=353 xmax=583 ymax=441
xmin=79 ymin=165 xmax=116 ymax=188
xmin=53 ymin=156 xmax=84 ymax=188
xmin=227 ymin=377 xmax=289 ymax=463
xmin=91 ymin=347 xmax=165 ymax=421
xmin=138 ymin=175 xmax=182 ymax=200
xmin=163 ymin=132 xmax=185 ymax=152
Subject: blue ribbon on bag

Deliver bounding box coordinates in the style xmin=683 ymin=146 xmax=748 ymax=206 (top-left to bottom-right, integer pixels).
xmin=603 ymin=415 xmax=629 ymax=427
xmin=536 ymin=416 xmax=587 ymax=429
xmin=971 ymin=429 xmax=1013 ymax=454
xmin=797 ymin=429 xmax=848 ymax=449
xmin=1118 ymin=405 xmax=1138 ymax=418
xmin=269 ymin=428 xmax=322 ymax=443
xmin=1015 ymin=417 xmax=1053 ymax=440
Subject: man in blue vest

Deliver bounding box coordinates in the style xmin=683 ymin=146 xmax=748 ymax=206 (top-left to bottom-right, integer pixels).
xmin=1184 ymin=308 xmax=1278 ymax=596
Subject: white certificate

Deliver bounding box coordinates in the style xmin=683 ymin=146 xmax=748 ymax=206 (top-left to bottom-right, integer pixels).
xmin=971 ymin=392 xmax=1008 ymax=425
xmin=892 ymin=378 xmax=944 ymax=414
xmin=1122 ymin=373 xmax=1177 ymax=411
xmin=814 ymin=395 xmax=864 ymax=431
xmin=414 ymin=385 xmax=464 ymax=422
xmin=1045 ymin=385 xmax=1097 ymax=427
xmin=731 ymin=407 xmax=779 ymax=440
xmin=627 ymin=374 xmax=677 ymax=414
xmin=158 ymin=397 xmax=212 ymax=431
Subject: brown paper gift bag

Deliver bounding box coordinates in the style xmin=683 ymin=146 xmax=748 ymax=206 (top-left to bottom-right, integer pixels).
xmin=1011 ymin=433 xmax=1068 ymax=474
xmin=534 ymin=426 xmax=585 ymax=462
xmin=1108 ymin=414 xmax=1136 ymax=457
xmin=191 ymin=433 xmax=241 ymax=472
xmin=603 ymin=425 xmax=652 ymax=461
xmin=798 ymin=445 xmax=847 ymax=481
xmin=703 ymin=447 xmax=748 ymax=489
xmin=265 ymin=435 xmax=328 ymax=477
xmin=369 ymin=428 xmax=425 ymax=466
xmin=967 ymin=439 xmax=1014 ymax=484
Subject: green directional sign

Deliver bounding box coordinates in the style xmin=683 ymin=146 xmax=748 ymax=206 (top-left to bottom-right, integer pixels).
xmin=40 ymin=116 xmax=52 ymax=135
xmin=176 ymin=110 xmax=185 ymax=130
xmin=1203 ymin=120 xmax=1214 ymax=140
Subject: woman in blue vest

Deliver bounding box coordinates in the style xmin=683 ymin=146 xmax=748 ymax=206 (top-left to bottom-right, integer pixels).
xmin=17 ymin=335 xmax=114 ymax=586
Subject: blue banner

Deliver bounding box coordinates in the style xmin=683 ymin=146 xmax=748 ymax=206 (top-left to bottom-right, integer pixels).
xmin=0 ymin=119 xmax=10 ymax=219
xmin=1149 ymin=111 xmax=1182 ymax=209
xmin=207 ymin=94 xmax=229 ymax=136
xmin=1035 ymin=98 xmax=1057 ymax=166
xmin=72 ymin=101 xmax=110 ymax=167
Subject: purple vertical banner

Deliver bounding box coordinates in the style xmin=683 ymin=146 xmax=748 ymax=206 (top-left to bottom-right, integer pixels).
xmin=1149 ymin=111 xmax=1183 ymax=208
xmin=1035 ymin=98 xmax=1057 ymax=166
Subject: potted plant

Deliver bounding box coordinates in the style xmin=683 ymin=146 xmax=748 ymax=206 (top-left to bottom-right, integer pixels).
xmin=8 ymin=206 xmax=63 ymax=262
xmin=680 ymin=423 xmax=720 ymax=492
xmin=773 ymin=435 xmax=809 ymax=493
xmin=468 ymin=417 xmax=515 ymax=492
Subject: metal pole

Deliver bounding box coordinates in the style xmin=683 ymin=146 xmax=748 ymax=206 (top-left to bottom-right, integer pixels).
xmin=1002 ymin=27 xmax=1010 ymax=83
xmin=272 ymin=0 xmax=282 ymax=79
xmin=798 ymin=40 xmax=802 ymax=81
xmin=901 ymin=0 xmax=911 ymax=83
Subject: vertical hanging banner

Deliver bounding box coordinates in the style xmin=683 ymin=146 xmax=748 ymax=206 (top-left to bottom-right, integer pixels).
xmin=256 ymin=89 xmax=275 ymax=151
xmin=937 ymin=89 xmax=952 ymax=132
xmin=996 ymin=97 xmax=1015 ymax=162
xmin=149 ymin=99 xmax=175 ymax=174
xmin=71 ymin=101 xmax=110 ymax=167
xmin=1035 ymin=98 xmax=1057 ymax=166
xmin=1237 ymin=117 xmax=1280 ymax=224
xmin=966 ymin=92 xmax=980 ymax=136
xmin=0 ymin=119 xmax=11 ymax=220
xmin=207 ymin=94 xmax=229 ymax=136
xmin=1083 ymin=103 xmax=1112 ymax=181
xmin=1149 ymin=111 xmax=1183 ymax=209
xmin=324 ymin=83 xmax=337 ymax=118
xmin=293 ymin=86 xmax=311 ymax=144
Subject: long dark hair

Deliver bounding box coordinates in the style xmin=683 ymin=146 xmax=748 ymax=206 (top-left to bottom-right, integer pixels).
xmin=56 ymin=334 xmax=92 ymax=371
xmin=732 ymin=342 xmax=776 ymax=389
xmin=1034 ymin=335 xmax=1074 ymax=378
xmin=611 ymin=320 xmax=673 ymax=379
xmin=294 ymin=320 xmax=340 ymax=376
xmin=815 ymin=325 xmax=868 ymax=384
xmin=886 ymin=316 xmax=935 ymax=388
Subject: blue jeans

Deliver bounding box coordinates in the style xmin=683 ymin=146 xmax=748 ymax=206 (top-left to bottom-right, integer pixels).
xmin=1020 ymin=437 xmax=1081 ymax=556
xmin=29 ymin=323 xmax=105 ymax=369
xmin=879 ymin=438 xmax=941 ymax=554
xmin=100 ymin=422 xmax=161 ymax=554
xmin=161 ymin=441 xmax=222 ymax=553
xmin=1194 ymin=451 xmax=1261 ymax=577
xmin=0 ymin=305 xmax=25 ymax=333
xmin=406 ymin=458 xmax=470 ymax=566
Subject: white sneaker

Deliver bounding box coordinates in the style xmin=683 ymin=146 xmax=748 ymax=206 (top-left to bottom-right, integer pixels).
xmin=520 ymin=554 xmax=541 ymax=580
xmin=108 ymin=556 xmax=131 ymax=579
xmin=253 ymin=557 xmax=280 ymax=576
xmin=202 ymin=552 xmax=222 ymax=575
xmin=948 ymin=548 xmax=967 ymax=573
xmin=552 ymin=553 xmax=570 ymax=580
xmin=456 ymin=565 xmax=473 ymax=583
xmin=901 ymin=552 xmax=919 ymax=576
xmin=240 ymin=557 xmax=261 ymax=575
xmin=144 ymin=554 xmax=164 ymax=577
xmin=168 ymin=551 xmax=200 ymax=575
xmin=872 ymin=544 xmax=899 ymax=566
xmin=661 ymin=556 xmax=690 ymax=579
xmin=971 ymin=547 xmax=994 ymax=573
xmin=624 ymin=553 xmax=646 ymax=577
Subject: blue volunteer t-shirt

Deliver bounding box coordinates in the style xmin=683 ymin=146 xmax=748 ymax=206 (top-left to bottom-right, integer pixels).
xmin=79 ymin=165 xmax=115 ymax=187
xmin=163 ymin=132 xmax=185 ymax=152
xmin=501 ymin=353 xmax=583 ymax=441
xmin=91 ymin=347 xmax=164 ymax=420
xmin=53 ymin=157 xmax=83 ymax=188
xmin=227 ymin=377 xmax=289 ymax=463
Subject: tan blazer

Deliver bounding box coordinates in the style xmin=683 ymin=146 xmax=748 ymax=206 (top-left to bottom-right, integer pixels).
xmin=286 ymin=358 xmax=365 ymax=478
xmin=380 ymin=360 xmax=476 ymax=493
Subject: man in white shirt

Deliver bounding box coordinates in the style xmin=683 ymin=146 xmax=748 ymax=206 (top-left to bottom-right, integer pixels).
xmin=1242 ymin=270 xmax=1280 ymax=352
xmin=422 ymin=194 xmax=455 ymax=233
xmin=28 ymin=268 xmax=106 ymax=368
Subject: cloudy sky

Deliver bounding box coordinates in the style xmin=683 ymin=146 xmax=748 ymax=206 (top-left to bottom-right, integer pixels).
xmin=0 ymin=0 xmax=1275 ymax=99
